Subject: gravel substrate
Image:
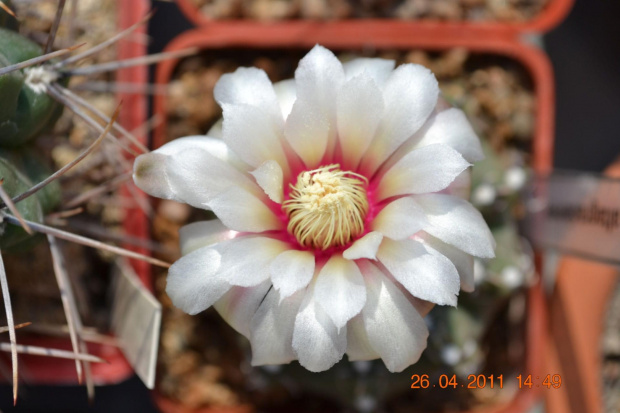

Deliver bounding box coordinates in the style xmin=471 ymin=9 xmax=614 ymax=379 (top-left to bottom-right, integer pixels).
xmin=188 ymin=0 xmax=550 ymax=22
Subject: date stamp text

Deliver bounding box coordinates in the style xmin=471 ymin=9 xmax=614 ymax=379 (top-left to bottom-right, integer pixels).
xmin=410 ymin=374 xmax=562 ymax=389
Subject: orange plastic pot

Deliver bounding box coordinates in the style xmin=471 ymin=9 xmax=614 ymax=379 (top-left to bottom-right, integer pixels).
xmin=175 ymin=0 xmax=572 ymax=34
xmin=151 ymin=18 xmax=559 ymax=412
xmin=0 ymin=0 xmax=151 ymax=386
xmin=118 ymin=0 xmax=152 ymax=292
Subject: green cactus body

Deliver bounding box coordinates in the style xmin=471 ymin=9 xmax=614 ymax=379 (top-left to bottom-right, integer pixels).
xmin=0 ymin=156 xmax=43 ymax=249
xmin=0 ymin=27 xmax=63 ymax=147
xmin=0 ymin=52 xmax=22 ymax=122
xmin=0 ymin=148 xmax=60 ymax=214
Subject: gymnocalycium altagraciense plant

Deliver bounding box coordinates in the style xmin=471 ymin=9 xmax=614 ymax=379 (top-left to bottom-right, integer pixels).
xmin=0 ymin=2 xmax=185 ymax=402
xmin=0 ymin=23 xmax=63 ymax=248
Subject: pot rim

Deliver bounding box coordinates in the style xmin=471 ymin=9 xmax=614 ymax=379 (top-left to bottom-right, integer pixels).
xmin=175 ymin=0 xmax=573 ymax=34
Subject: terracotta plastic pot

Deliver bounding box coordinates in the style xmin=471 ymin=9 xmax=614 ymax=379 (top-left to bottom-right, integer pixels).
xmin=175 ymin=0 xmax=573 ymax=33
xmin=0 ymin=0 xmax=151 ymax=386
xmin=118 ymin=0 xmax=152 ymax=291
xmin=151 ymin=20 xmax=557 ymax=412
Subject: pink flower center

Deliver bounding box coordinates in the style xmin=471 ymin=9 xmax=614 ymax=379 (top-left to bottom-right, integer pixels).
xmin=282 ymin=164 xmax=369 ymax=251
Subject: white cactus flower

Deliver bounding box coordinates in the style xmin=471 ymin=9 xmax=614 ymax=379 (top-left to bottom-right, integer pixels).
xmin=133 ymin=45 xmax=495 ymax=373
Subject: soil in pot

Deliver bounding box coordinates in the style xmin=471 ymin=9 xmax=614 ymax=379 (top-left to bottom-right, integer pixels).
xmin=185 ymin=0 xmax=550 ymax=22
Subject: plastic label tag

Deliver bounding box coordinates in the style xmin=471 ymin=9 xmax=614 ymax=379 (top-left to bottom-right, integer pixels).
xmin=110 ymin=260 xmax=161 ymax=389
xmin=524 ymin=170 xmax=620 ymax=264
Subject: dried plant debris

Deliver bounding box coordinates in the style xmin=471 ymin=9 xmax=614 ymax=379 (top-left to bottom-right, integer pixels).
xmin=189 ymin=0 xmax=550 ymax=21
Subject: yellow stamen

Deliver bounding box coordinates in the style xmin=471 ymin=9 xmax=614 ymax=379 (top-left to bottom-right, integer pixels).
xmin=282 ymin=164 xmax=369 ymax=250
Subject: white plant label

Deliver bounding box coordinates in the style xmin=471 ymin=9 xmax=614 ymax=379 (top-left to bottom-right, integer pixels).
xmin=524 ymin=171 xmax=620 ymax=264
xmin=110 ymin=260 xmax=161 ymax=389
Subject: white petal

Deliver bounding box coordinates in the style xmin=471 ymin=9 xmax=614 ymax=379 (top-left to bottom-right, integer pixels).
xmin=421 ymin=233 xmax=475 ymax=292
xmin=360 ymin=64 xmax=439 ymax=175
xmin=166 ymin=244 xmax=229 ymax=315
xmin=155 ymin=135 xmax=222 ymax=157
xmin=250 ymin=288 xmax=304 ymax=366
xmin=292 ymin=284 xmax=347 ymax=372
xmin=219 ymin=236 xmax=289 ymax=287
xmin=342 ymin=57 xmax=395 ymax=87
xmin=314 ymin=255 xmax=366 ymax=330
xmin=206 ymin=120 xmax=223 ymax=139
xmin=343 ymin=231 xmax=383 ymax=260
xmin=179 ymin=220 xmax=237 ymax=255
xmin=251 ymin=160 xmax=284 ymax=203
xmin=346 ymin=314 xmax=379 ymax=361
xmin=294 ymin=45 xmax=344 ymax=112
xmin=337 ymin=73 xmax=384 ymax=169
xmin=270 ymin=250 xmax=315 ymax=300
xmin=377 ymin=238 xmax=460 ymax=306
xmin=380 ymin=269 xmax=437 ymax=317
xmin=284 ymin=97 xmax=330 ymax=168
xmin=441 ymin=170 xmax=471 ymax=200
xmin=214 ymin=67 xmax=283 ymax=128
xmin=285 ymin=45 xmax=345 ymax=167
xmin=273 ymin=79 xmax=296 ymax=119
xmin=133 ymin=136 xmax=258 ymax=208
xmin=413 ymin=108 xmax=484 ymax=163
xmin=133 ymin=152 xmax=173 ymax=200
xmin=406 ymin=294 xmax=436 ymax=318
xmin=213 ymin=280 xmax=271 ymax=338
xmin=157 ymin=135 xmax=249 ymax=170
xmin=371 ymin=197 xmax=428 ymax=240
xmin=415 ymin=194 xmax=495 ymax=258
xmin=383 ymin=107 xmax=484 ymax=173
xmin=358 ymin=260 xmax=429 ymax=372
xmin=206 ymin=187 xmax=282 ymax=233
xmin=221 ymin=103 xmax=290 ymax=174
xmin=377 ymin=144 xmax=470 ymax=201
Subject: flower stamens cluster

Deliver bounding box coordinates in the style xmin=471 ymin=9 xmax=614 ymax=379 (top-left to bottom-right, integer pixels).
xmin=282 ymin=164 xmax=368 ymax=250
